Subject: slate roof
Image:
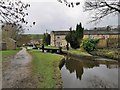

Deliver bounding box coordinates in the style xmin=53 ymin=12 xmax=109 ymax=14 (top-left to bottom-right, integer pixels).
xmin=51 ymin=29 xmax=119 ymax=35
xmin=84 ymin=29 xmax=119 ymax=35
xmin=51 ymin=31 xmax=69 ymax=35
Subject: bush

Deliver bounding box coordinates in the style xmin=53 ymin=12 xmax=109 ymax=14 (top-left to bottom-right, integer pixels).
xmin=81 ymin=38 xmax=99 ymax=52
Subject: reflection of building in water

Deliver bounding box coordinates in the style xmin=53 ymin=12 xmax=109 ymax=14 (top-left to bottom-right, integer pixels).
xmin=106 ymin=64 xmax=118 ymax=69
xmin=59 ymin=58 xmax=66 ymax=70
xmin=96 ymin=60 xmax=118 ymax=69
xmin=76 ymin=65 xmax=83 ymax=80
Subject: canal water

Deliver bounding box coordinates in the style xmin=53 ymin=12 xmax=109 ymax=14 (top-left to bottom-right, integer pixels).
xmin=60 ymin=56 xmax=119 ymax=88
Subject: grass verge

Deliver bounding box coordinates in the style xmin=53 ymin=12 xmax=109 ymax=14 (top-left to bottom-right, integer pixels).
xmin=63 ymin=48 xmax=91 ymax=56
xmin=1 ymin=49 xmax=20 ymax=61
xmin=29 ymin=50 xmax=64 ymax=88
xmin=68 ymin=49 xmax=89 ymax=55
xmin=44 ymin=46 xmax=59 ymax=49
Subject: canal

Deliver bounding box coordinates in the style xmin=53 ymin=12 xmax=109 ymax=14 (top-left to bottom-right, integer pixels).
xmin=59 ymin=56 xmax=119 ymax=88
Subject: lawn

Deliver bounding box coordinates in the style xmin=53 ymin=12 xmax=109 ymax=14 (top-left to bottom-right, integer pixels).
xmin=68 ymin=49 xmax=88 ymax=55
xmin=40 ymin=46 xmax=89 ymax=56
xmin=37 ymin=45 xmax=59 ymax=49
xmin=44 ymin=46 xmax=59 ymax=49
xmin=1 ymin=49 xmax=20 ymax=61
xmin=29 ymin=50 xmax=64 ymax=88
xmin=63 ymin=48 xmax=90 ymax=56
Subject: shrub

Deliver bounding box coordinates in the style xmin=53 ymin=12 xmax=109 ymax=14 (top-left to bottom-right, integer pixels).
xmin=80 ymin=38 xmax=99 ymax=52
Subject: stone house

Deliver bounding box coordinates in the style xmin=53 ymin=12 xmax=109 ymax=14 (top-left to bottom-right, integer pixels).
xmin=50 ymin=26 xmax=119 ymax=48
xmin=84 ymin=27 xmax=119 ymax=48
xmin=1 ymin=23 xmax=17 ymax=50
xmin=0 ymin=38 xmax=16 ymax=50
xmin=50 ymin=31 xmax=69 ymax=48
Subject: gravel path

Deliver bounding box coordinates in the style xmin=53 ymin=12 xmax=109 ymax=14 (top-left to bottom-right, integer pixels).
xmin=2 ymin=48 xmax=37 ymax=88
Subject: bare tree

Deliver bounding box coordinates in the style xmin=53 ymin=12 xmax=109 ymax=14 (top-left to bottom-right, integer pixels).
xmin=57 ymin=0 xmax=120 ymax=23
xmin=84 ymin=0 xmax=120 ymax=22
xmin=0 ymin=0 xmax=31 ymax=25
xmin=2 ymin=22 xmax=24 ymax=41
xmin=57 ymin=0 xmax=80 ymax=7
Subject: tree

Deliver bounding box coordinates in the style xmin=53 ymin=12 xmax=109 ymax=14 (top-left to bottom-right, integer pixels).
xmin=57 ymin=0 xmax=120 ymax=23
xmin=65 ymin=30 xmax=72 ymax=43
xmin=0 ymin=0 xmax=35 ymax=31
xmin=65 ymin=23 xmax=84 ymax=49
xmin=57 ymin=0 xmax=80 ymax=7
xmin=84 ymin=0 xmax=120 ymax=22
xmin=65 ymin=29 xmax=79 ymax=49
xmin=76 ymin=23 xmax=84 ymax=40
xmin=17 ymin=35 xmax=31 ymax=46
xmin=43 ymin=33 xmax=51 ymax=46
xmin=0 ymin=0 xmax=30 ymax=24
xmin=1 ymin=0 xmax=35 ymax=45
xmin=69 ymin=31 xmax=80 ymax=49
xmin=2 ymin=22 xmax=24 ymax=41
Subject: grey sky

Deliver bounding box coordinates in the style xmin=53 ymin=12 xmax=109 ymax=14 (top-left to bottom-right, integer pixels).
xmin=22 ymin=0 xmax=118 ymax=34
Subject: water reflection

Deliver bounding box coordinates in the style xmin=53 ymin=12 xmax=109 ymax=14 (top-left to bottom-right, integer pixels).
xmin=60 ymin=57 xmax=118 ymax=81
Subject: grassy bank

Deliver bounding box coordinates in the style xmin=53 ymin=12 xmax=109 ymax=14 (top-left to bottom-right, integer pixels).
xmin=90 ymin=48 xmax=120 ymax=61
xmin=44 ymin=46 xmax=59 ymax=49
xmin=29 ymin=50 xmax=64 ymax=88
xmin=68 ymin=49 xmax=90 ymax=55
xmin=63 ymin=48 xmax=91 ymax=56
xmin=1 ymin=50 xmax=20 ymax=61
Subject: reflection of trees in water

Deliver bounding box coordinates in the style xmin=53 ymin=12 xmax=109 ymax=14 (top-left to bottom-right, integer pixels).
xmin=65 ymin=58 xmax=99 ymax=80
xmin=83 ymin=61 xmax=99 ymax=68
xmin=59 ymin=58 xmax=66 ymax=70
xmin=65 ymin=59 xmax=83 ymax=80
xmin=64 ymin=57 xmax=118 ymax=80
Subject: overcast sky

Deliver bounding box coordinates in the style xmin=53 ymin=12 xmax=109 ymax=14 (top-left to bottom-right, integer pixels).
xmin=21 ymin=0 xmax=118 ymax=34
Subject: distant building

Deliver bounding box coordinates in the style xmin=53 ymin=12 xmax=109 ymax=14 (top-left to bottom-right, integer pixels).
xmin=50 ymin=31 xmax=69 ymax=47
xmin=50 ymin=26 xmax=119 ymax=48
xmin=1 ymin=23 xmax=17 ymax=50
xmin=16 ymin=34 xmax=43 ymax=46
xmin=29 ymin=34 xmax=43 ymax=45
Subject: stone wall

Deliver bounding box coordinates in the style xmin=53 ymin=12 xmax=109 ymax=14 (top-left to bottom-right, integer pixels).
xmin=7 ymin=38 xmax=16 ymax=50
xmin=0 ymin=43 xmax=7 ymax=50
